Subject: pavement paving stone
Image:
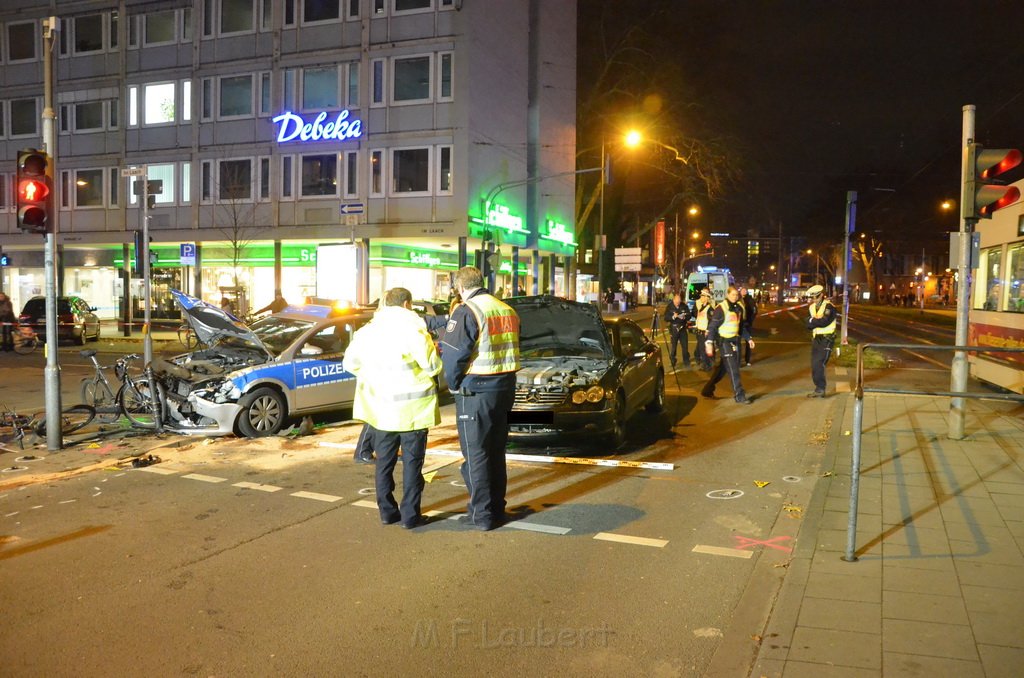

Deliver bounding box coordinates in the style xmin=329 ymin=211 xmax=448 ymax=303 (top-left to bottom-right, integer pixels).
xmin=803 ymin=571 xmax=881 ymax=604
xmin=781 ymin=660 xmax=879 ymax=678
xmin=881 ymin=590 xmax=970 ymax=625
xmin=817 ymin=509 xmax=883 ymax=534
xmin=938 ymin=503 xmax=1007 ymax=528
xmin=796 ymin=597 xmax=881 ymax=634
xmin=881 ymin=618 xmax=979 ymax=661
xmin=873 ymin=524 xmax=947 ymax=547
xmin=810 ymin=550 xmax=882 ymax=577
xmin=968 ymin=609 xmax=1024 ymax=648
xmin=881 ymin=652 xmax=985 ymax=678
xmin=813 ymin=528 xmax=882 ymax=556
xmin=879 ymin=548 xmax=957 ymax=571
xmin=978 ymin=644 xmax=1024 ymax=678
xmin=882 ymin=566 xmax=962 ymax=597
xmin=948 ymin=539 xmax=1024 ymax=566
xmin=983 ymin=480 xmax=1024 ymax=497
xmin=961 ymin=584 xmax=1024 ymax=615
xmin=954 ymin=561 xmax=1024 ymax=591
xmin=786 ymin=627 xmax=881 ymax=669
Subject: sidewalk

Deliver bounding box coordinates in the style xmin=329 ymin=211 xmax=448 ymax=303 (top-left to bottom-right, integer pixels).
xmin=751 ymin=392 xmax=1024 ymax=677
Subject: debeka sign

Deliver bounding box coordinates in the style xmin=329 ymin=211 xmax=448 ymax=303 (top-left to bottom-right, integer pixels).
xmin=272 ymin=109 xmax=363 ymax=143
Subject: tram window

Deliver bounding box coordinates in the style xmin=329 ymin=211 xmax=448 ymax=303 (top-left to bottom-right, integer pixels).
xmin=1008 ymin=244 xmax=1024 ymax=313
xmin=977 ymin=247 xmax=1003 ymax=311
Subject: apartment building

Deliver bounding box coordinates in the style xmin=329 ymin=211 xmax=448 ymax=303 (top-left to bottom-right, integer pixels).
xmin=0 ymin=0 xmax=577 ymax=319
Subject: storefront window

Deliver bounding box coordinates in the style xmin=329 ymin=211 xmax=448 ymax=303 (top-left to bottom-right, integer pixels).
xmin=1008 ymin=243 xmax=1023 ymax=313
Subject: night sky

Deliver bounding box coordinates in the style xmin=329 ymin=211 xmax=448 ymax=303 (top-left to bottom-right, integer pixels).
xmin=579 ymin=0 xmax=1024 ymax=246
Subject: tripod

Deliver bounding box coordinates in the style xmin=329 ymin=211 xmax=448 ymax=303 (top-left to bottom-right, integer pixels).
xmin=651 ymin=310 xmax=684 ymax=391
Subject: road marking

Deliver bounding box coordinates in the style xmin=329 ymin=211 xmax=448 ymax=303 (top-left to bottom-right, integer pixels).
xmin=594 ymin=532 xmax=668 ymax=548
xmin=834 ymin=367 xmax=848 ymax=376
xmin=507 ymin=521 xmax=571 ymax=535
xmin=734 ymin=535 xmax=793 ymax=553
xmin=181 ymin=473 xmax=228 ymax=483
xmin=835 ymin=381 xmax=851 ymax=392
xmin=692 ymin=544 xmax=753 ymax=559
xmin=426 ymin=448 xmax=674 ymax=471
xmin=353 ymin=499 xmax=377 ymax=509
xmin=232 ymin=481 xmax=283 ymax=493
xmin=291 ymin=491 xmax=343 ymax=503
xmin=134 ymin=466 xmax=179 ymax=475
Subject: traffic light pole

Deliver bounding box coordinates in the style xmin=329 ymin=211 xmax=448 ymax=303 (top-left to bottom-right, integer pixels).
xmin=949 ymin=105 xmax=975 ymax=440
xmin=42 ymin=16 xmax=62 ymax=451
xmin=142 ymin=177 xmax=153 ymax=366
xmin=840 ymin=191 xmax=857 ymax=351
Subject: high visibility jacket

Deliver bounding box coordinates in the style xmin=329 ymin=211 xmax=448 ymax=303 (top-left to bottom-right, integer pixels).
xmin=342 ymin=305 xmax=442 ymax=432
xmin=461 ymin=293 xmax=521 ymax=375
xmin=809 ymin=299 xmax=837 ymax=336
xmin=717 ymin=300 xmax=743 ymax=338
xmin=694 ymin=299 xmax=711 ymax=331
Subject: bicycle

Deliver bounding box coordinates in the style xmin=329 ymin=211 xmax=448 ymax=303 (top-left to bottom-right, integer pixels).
xmin=1 ymin=404 xmax=35 ymax=450
xmin=12 ymin=323 xmax=40 ymax=355
xmin=31 ymin=404 xmax=97 ymax=437
xmin=80 ymin=351 xmax=164 ymax=430
xmin=177 ymin=322 xmax=199 ymax=349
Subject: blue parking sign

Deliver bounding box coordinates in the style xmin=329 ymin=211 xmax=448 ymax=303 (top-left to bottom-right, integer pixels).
xmin=180 ymin=243 xmax=196 ymax=266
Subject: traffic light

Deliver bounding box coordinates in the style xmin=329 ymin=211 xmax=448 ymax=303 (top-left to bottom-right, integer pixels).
xmin=963 ymin=142 xmax=1022 ymax=220
xmin=16 ymin=148 xmax=53 ymax=234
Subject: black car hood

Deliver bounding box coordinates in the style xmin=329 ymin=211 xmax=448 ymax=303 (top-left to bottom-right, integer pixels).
xmin=505 ymin=295 xmax=613 ymax=359
xmin=171 ymin=289 xmax=272 ymax=357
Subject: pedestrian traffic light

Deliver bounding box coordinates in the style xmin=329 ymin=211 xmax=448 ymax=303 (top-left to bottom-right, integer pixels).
xmin=963 ymin=142 xmax=1022 ymax=220
xmin=16 ymin=149 xmax=53 ymax=234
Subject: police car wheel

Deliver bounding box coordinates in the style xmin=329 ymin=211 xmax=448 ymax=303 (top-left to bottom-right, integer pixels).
xmin=238 ymin=387 xmax=287 ymax=438
xmin=646 ymin=371 xmax=665 ymax=413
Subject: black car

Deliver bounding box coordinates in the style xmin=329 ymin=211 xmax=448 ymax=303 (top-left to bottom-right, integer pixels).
xmin=505 ymin=295 xmax=664 ymax=448
xmin=19 ymin=296 xmax=101 ymax=345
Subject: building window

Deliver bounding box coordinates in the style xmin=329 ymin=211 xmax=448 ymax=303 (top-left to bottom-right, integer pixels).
xmin=221 ymin=0 xmax=255 ymax=34
xmin=219 ymin=75 xmax=253 ymax=118
xmin=204 ymin=0 xmax=215 ymax=36
xmin=75 ymin=169 xmax=105 ymax=207
xmin=129 ymin=164 xmax=176 ymax=205
xmin=181 ymin=162 xmax=192 ymax=203
xmin=303 ymin=67 xmax=339 ymax=110
xmin=201 ymin=161 xmax=212 ymax=202
xmin=144 ymin=82 xmax=176 ymax=125
xmin=74 ymin=14 xmax=105 ymax=53
xmin=393 ymin=55 xmax=431 ymax=102
xmin=437 ymin=145 xmax=452 ymax=194
xmin=182 ymin=8 xmax=193 ymax=41
xmin=128 ymin=86 xmax=139 ymax=126
xmin=260 ymin=157 xmax=271 ymax=200
xmin=60 ymin=171 xmax=70 ymax=208
xmin=374 ymin=0 xmax=386 ymax=14
xmin=392 ymin=147 xmax=429 ymax=194
xmin=394 ymin=0 xmax=431 ymax=12
xmin=59 ymin=105 xmax=70 ymax=133
xmin=109 ymin=99 xmax=119 ymax=128
xmin=301 ymin=154 xmax=338 ymax=197
xmin=75 ymin=102 xmax=105 ymax=132
xmin=201 ymin=78 xmax=213 ymax=120
xmin=304 ymin=0 xmax=340 ymax=23
xmin=10 ymin=99 xmax=38 ymax=136
xmin=344 ymin=151 xmax=358 ymax=197
xmin=109 ymin=167 xmax=120 ymax=207
xmin=440 ymin=0 xmax=454 ymax=7
xmin=347 ymin=0 xmax=360 ymax=18
xmin=219 ymin=159 xmax=252 ymax=201
xmin=371 ymin=59 xmax=385 ymax=106
xmin=259 ymin=72 xmax=271 ymax=116
xmin=370 ymin=150 xmax=384 ymax=196
xmin=145 ymin=12 xmax=177 ymax=45
xmin=182 ymin=80 xmax=192 ymax=122
xmin=439 ymin=52 xmax=453 ymax=100
xmin=284 ymin=0 xmax=296 ymax=26
xmin=110 ymin=12 xmax=119 ymax=49
xmin=281 ymin=156 xmax=294 ymax=199
xmin=347 ymin=62 xmax=359 ymax=108
xmin=7 ymin=22 xmax=36 ymax=61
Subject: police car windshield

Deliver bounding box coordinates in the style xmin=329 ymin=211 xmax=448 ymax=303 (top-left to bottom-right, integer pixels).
xmin=251 ymin=317 xmax=316 ymax=355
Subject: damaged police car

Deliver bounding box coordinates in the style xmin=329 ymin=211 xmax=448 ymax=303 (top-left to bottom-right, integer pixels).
xmin=153 ymin=290 xmax=371 ymax=437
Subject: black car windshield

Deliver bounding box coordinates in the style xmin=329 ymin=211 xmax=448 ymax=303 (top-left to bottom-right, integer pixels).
xmin=250 ymin=316 xmax=316 ymax=355
xmin=516 ymin=308 xmax=612 ymax=359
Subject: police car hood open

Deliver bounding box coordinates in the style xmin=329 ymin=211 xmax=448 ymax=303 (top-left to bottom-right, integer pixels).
xmin=505 ymin=295 xmax=613 ymax=359
xmin=171 ymin=289 xmax=273 ymax=358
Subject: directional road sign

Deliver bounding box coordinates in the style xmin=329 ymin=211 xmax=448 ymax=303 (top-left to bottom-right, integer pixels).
xmin=339 ymin=202 xmax=365 ymax=215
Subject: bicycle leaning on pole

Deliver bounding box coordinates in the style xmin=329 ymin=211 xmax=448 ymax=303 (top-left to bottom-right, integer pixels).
xmin=79 ymin=350 xmax=164 ymax=430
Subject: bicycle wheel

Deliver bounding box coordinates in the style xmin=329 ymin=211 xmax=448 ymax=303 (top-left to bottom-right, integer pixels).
xmin=13 ymin=333 xmax=38 ymax=355
xmin=81 ymin=377 xmax=116 ymax=409
xmin=177 ymin=324 xmax=198 ymax=349
xmin=32 ymin=404 xmax=96 ymax=436
xmin=118 ymin=378 xmax=165 ymax=429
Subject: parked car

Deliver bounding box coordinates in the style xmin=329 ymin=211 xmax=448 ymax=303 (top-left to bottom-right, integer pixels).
xmin=153 ymin=290 xmax=375 ymax=438
xmin=19 ymin=295 xmax=101 ymax=345
xmin=504 ymin=295 xmax=664 ymax=449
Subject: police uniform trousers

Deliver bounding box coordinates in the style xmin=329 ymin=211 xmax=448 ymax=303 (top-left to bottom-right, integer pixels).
xmin=455 ymin=387 xmax=515 ymax=529
xmin=0 ymin=323 xmax=13 ymax=351
xmin=668 ymin=325 xmax=690 ymax=366
xmin=353 ymin=422 xmax=375 ymax=462
xmin=810 ymin=334 xmax=835 ymax=394
xmin=371 ymin=426 xmax=428 ymax=525
xmin=693 ymin=330 xmax=712 ymax=370
xmin=701 ymin=337 xmax=747 ymax=402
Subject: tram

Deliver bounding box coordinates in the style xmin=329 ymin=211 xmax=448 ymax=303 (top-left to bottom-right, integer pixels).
xmin=968 ymin=180 xmax=1024 ymax=394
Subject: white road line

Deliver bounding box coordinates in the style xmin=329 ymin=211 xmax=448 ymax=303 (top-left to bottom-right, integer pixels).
xmin=691 ymin=544 xmax=754 ymax=559
xmin=506 ymin=521 xmax=571 ymax=535
xmin=134 ymin=466 xmax=178 ymax=475
xmin=426 ymin=448 xmax=674 ymax=471
xmin=594 ymin=532 xmax=668 ymax=548
xmin=181 ymin=473 xmax=228 ymax=483
xmin=290 ymin=491 xmax=343 ymax=503
xmin=232 ymin=482 xmax=283 ymax=493
xmin=835 ymin=381 xmax=851 ymax=392
xmin=353 ymin=499 xmax=378 ymax=509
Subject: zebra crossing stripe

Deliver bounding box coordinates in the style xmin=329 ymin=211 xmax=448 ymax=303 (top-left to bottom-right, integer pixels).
xmin=290 ymin=491 xmax=343 ymax=503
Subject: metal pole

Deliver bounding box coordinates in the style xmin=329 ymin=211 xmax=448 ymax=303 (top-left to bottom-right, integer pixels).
xmin=142 ymin=172 xmax=153 ymax=366
xmin=598 ymin=139 xmax=606 ymax=295
xmin=949 ymin=105 xmax=975 ymax=440
xmin=843 ymin=389 xmax=864 ymax=562
xmin=840 ymin=191 xmax=856 ymax=349
xmin=41 ymin=16 xmax=62 ymax=451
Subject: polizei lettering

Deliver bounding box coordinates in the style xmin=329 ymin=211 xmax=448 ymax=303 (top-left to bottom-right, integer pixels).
xmin=272 ymin=110 xmax=363 ymax=143
xmin=300 ymin=362 xmax=349 ymax=381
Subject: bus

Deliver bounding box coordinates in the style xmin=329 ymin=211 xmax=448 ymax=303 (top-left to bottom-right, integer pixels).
xmin=968 ymin=184 xmax=1024 ymax=394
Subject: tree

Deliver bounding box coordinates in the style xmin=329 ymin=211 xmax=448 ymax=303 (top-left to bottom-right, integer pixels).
xmin=215 ymin=161 xmax=264 ymax=314
xmin=851 ymin=234 xmax=885 ymax=304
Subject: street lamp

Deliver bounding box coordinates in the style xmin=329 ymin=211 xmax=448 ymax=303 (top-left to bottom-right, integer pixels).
xmin=623 ymin=130 xmax=691 ymax=165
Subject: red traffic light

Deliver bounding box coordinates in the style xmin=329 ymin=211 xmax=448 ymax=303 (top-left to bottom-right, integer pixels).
xmin=19 ymin=178 xmax=49 ymax=202
xmin=16 ymin=149 xmax=53 ymax=233
xmin=978 ymin=148 xmax=1022 ymax=180
xmin=964 ymin=143 xmax=1023 ymax=220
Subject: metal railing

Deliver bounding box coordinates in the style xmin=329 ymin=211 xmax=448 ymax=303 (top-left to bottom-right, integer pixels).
xmin=844 ymin=343 xmax=1024 ymax=562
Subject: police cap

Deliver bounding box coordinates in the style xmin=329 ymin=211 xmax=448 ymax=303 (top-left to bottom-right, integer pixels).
xmin=807 ymin=284 xmax=825 ymax=297
xmin=700 ymin=289 xmax=711 ymax=297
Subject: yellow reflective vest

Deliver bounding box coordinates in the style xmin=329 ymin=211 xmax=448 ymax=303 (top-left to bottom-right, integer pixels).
xmin=809 ymin=299 xmax=837 ymax=336
xmin=695 ymin=298 xmax=711 ymax=331
xmin=343 ymin=305 xmax=442 ymax=431
xmin=717 ymin=300 xmax=743 ymax=338
xmin=462 ymin=293 xmax=521 ymax=375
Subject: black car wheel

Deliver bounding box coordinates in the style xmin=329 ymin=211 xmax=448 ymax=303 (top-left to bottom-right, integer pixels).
xmin=238 ymin=387 xmax=287 ymax=438
xmin=646 ymin=371 xmax=665 ymax=413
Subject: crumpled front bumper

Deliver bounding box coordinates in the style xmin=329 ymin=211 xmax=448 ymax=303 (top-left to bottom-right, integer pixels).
xmin=165 ymin=394 xmax=241 ymax=436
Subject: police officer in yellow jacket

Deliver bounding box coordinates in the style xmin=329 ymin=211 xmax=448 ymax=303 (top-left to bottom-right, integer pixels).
xmin=440 ymin=266 xmax=521 ymax=531
xmin=343 ymin=287 xmax=442 ymax=529
xmin=692 ymin=288 xmax=714 ymax=370
xmin=701 ymin=286 xmax=754 ymax=405
xmin=805 ymin=284 xmax=836 ymax=398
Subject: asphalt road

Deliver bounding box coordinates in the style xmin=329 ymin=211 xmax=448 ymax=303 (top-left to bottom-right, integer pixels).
xmin=0 ymin=306 xmax=957 ymax=676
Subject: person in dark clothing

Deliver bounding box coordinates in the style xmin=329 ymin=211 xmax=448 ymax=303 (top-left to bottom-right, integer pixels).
xmin=254 ymin=290 xmax=289 ymax=316
xmin=701 ymin=286 xmax=754 ymax=405
xmin=440 ymin=266 xmax=520 ymax=531
xmin=663 ymin=293 xmax=691 ymax=369
xmin=740 ymin=286 xmax=758 ymax=366
xmin=0 ymin=293 xmax=15 ymax=351
xmin=805 ymin=284 xmax=837 ymax=397
xmin=691 ymin=288 xmax=714 ymax=371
